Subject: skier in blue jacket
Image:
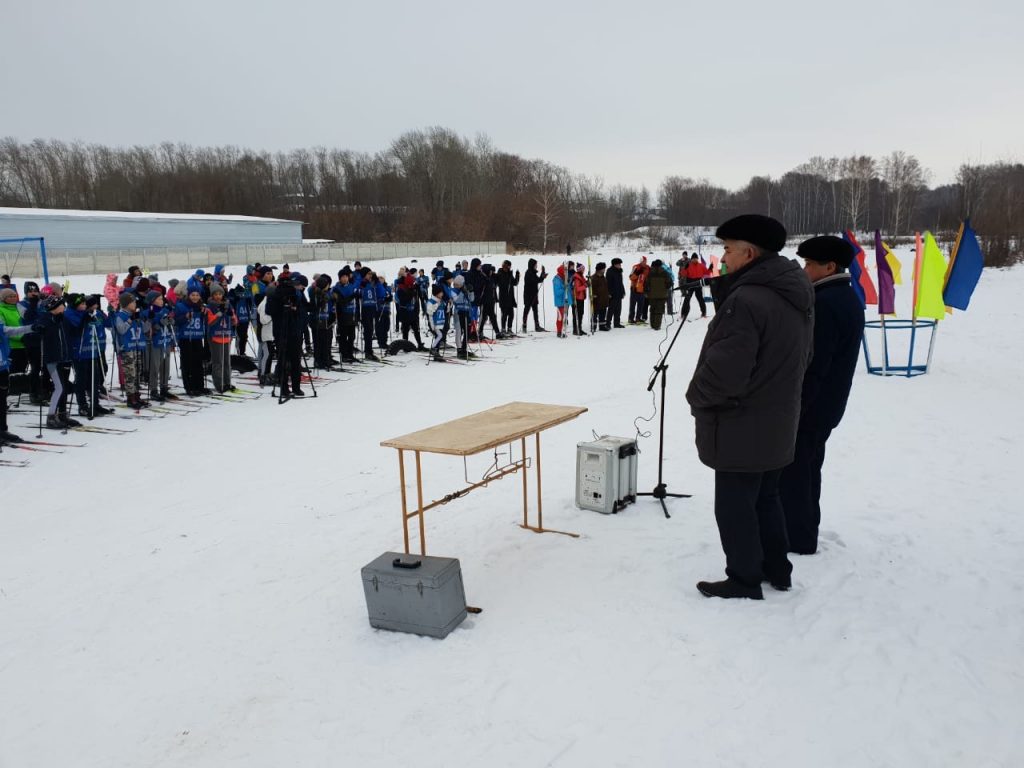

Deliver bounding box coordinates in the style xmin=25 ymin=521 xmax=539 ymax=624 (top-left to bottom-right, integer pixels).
xmin=358 ymin=270 xmax=380 ymax=361
xmin=332 ymin=268 xmax=360 ymax=363
xmin=114 ymin=292 xmax=148 ymax=410
xmin=64 ymin=294 xmax=113 ymax=417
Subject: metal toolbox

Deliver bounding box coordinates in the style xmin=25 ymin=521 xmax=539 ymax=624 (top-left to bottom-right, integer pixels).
xmin=361 ymin=552 xmax=468 ymax=639
xmin=575 ymin=435 xmax=639 ymax=514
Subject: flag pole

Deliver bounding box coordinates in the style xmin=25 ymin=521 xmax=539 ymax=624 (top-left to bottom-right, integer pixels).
xmin=880 ymin=314 xmax=890 ymax=375
xmin=925 ymin=320 xmax=939 ymax=373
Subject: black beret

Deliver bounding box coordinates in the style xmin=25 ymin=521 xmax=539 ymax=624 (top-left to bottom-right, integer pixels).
xmin=797 ymin=236 xmax=854 ymax=268
xmin=715 ymin=214 xmax=787 ymax=252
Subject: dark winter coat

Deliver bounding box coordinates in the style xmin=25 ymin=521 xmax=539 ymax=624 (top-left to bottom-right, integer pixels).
xmin=495 ymin=268 xmax=519 ymax=307
xmin=645 ymin=269 xmax=672 ymax=301
xmin=799 ymin=273 xmax=865 ymax=433
xmin=523 ymin=260 xmax=547 ymax=302
xmin=267 ymin=283 xmax=309 ymax=340
xmin=606 ymin=266 xmax=626 ymax=299
xmin=35 ymin=310 xmax=72 ymax=364
xmin=685 ymin=252 xmax=814 ymax=472
xmin=590 ymin=273 xmax=610 ymax=310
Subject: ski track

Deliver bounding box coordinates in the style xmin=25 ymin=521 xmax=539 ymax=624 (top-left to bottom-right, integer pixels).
xmin=1 ymin=252 xmax=1023 ymax=767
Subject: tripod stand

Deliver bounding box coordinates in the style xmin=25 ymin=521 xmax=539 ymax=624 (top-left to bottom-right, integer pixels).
xmin=637 ymin=315 xmax=692 ymax=518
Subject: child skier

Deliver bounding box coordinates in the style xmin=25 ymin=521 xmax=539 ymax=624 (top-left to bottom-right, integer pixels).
xmin=145 ymin=290 xmax=174 ymax=402
xmin=114 ymin=292 xmax=148 ymax=410
xmin=426 ymin=285 xmax=448 ymax=361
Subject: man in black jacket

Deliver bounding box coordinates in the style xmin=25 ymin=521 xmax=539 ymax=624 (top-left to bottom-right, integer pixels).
xmin=781 ymin=236 xmax=865 ymax=554
xmin=495 ymin=260 xmax=520 ymax=335
xmin=606 ymin=258 xmax=625 ymax=328
xmin=686 ymin=215 xmax=814 ymax=600
xmin=266 ymin=276 xmax=308 ymax=399
xmin=521 ymin=258 xmax=548 ymax=332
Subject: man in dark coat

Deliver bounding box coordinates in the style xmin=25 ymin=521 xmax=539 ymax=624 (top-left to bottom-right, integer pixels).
xmin=589 ymin=263 xmax=611 ymax=331
xmin=780 ymin=236 xmax=865 ymax=554
xmin=495 ymin=260 xmax=520 ymax=335
xmin=521 ymin=258 xmax=548 ymax=332
xmin=644 ymin=259 xmax=673 ymax=330
xmin=606 ymin=258 xmax=626 ymax=328
xmin=266 ymin=276 xmax=309 ymax=398
xmin=686 ymin=214 xmax=814 ymax=600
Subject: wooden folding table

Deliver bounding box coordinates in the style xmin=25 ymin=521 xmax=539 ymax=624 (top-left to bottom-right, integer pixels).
xmin=380 ymin=401 xmax=588 ymax=555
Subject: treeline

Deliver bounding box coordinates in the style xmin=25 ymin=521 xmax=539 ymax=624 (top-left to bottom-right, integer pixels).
xmin=1 ymin=131 xmax=1020 ymax=265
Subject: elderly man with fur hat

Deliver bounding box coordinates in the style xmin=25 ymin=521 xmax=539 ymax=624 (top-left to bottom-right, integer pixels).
xmin=686 ymin=214 xmax=814 ymax=600
xmin=779 ymin=235 xmax=865 ymax=556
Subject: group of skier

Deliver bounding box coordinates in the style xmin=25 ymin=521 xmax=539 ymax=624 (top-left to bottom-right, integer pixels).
xmin=0 ymin=251 xmax=716 ymax=446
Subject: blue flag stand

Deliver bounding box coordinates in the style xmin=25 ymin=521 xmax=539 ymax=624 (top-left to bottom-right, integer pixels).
xmin=862 ymin=317 xmax=939 ymax=377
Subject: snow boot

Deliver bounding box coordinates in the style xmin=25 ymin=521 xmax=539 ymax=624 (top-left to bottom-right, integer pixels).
xmin=292 ymin=389 xmax=306 ymax=397
xmin=0 ymin=430 xmax=24 ymax=444
xmin=46 ymin=415 xmax=64 ymax=430
xmin=764 ymin=573 xmax=792 ymax=591
xmin=58 ymin=411 xmax=82 ymax=428
xmin=696 ymin=578 xmax=763 ymax=600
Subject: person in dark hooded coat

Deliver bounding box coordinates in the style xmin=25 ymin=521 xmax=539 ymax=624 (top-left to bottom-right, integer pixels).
xmin=521 ymin=258 xmax=547 ymax=332
xmin=685 ymin=214 xmax=814 ymax=600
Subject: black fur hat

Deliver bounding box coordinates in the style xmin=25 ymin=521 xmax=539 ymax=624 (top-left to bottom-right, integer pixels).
xmin=715 ymin=214 xmax=787 ymax=252
xmin=797 ymin=236 xmax=855 ymax=268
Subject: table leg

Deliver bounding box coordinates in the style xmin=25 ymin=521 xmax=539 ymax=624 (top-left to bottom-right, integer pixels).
xmin=415 ymin=450 xmax=426 ymax=555
xmin=398 ymin=449 xmax=410 ymax=554
xmin=521 ymin=436 xmax=528 ymax=528
xmin=519 ymin=430 xmax=579 ymax=539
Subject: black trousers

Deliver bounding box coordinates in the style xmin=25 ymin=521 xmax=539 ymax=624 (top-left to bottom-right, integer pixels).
xmin=73 ymin=358 xmax=102 ymax=412
xmin=399 ymin=309 xmax=422 ymax=346
xmin=499 ymin=302 xmax=515 ymax=332
xmin=522 ymin=297 xmax=541 ymax=330
xmin=779 ymin=428 xmax=832 ymax=554
xmin=714 ymin=469 xmax=792 ymax=588
xmin=180 ymin=339 xmax=205 ymax=393
xmin=572 ymin=299 xmax=585 ymax=334
xmin=313 ymin=325 xmax=333 ymax=367
xmin=0 ymin=370 xmax=8 ymax=431
xmin=609 ymin=296 xmax=623 ymax=326
xmin=479 ymin=304 xmax=499 ymax=339
xmin=337 ymin=321 xmax=356 ymax=359
xmin=235 ymin=321 xmax=250 ymax=356
xmin=361 ymin=310 xmax=376 ymax=356
xmin=275 ymin=335 xmax=302 ymax=394
xmin=682 ymin=285 xmax=707 ymax=318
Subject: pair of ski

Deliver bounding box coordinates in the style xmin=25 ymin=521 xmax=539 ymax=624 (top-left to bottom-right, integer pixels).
xmin=2 ymin=437 xmax=88 ymax=454
xmin=15 ymin=422 xmax=136 ymax=435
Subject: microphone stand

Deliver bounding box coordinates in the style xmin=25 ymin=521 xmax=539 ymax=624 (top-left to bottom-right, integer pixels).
xmin=636 ymin=315 xmax=692 ymax=518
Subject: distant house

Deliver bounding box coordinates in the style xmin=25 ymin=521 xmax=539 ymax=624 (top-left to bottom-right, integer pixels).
xmin=0 ymin=207 xmax=302 ymax=250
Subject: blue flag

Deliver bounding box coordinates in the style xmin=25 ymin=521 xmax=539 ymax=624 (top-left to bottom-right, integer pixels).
xmin=843 ymin=231 xmax=867 ymax=309
xmin=943 ymin=220 xmax=984 ymax=310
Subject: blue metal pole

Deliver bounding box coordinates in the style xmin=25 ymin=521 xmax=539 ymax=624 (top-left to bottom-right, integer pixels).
xmin=39 ymin=237 xmax=49 ymax=285
xmin=906 ymin=319 xmax=918 ymax=379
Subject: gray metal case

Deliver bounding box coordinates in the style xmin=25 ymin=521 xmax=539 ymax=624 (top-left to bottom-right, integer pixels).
xmin=575 ymin=435 xmax=639 ymax=514
xmin=361 ymin=552 xmax=468 ymax=639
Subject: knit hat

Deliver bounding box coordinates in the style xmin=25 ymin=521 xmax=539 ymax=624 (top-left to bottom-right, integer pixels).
xmin=0 ymin=288 xmax=17 ymax=301
xmin=596 ymin=262 xmax=606 ymax=271
xmin=24 ymin=281 xmax=39 ymax=293
xmin=148 ymin=273 xmax=160 ymax=282
xmin=453 ymin=275 xmax=465 ymax=288
xmin=436 ymin=260 xmax=444 ymax=268
xmin=715 ymin=214 xmax=787 ymax=253
xmin=66 ymin=292 xmax=86 ymax=307
xmin=292 ymin=273 xmax=308 ymax=287
xmin=145 ymin=290 xmax=162 ymax=305
xmin=167 ymin=278 xmax=180 ymax=288
xmin=119 ymin=292 xmax=137 ymax=308
xmin=611 ymin=258 xmax=622 ymax=266
xmin=47 ymin=281 xmax=63 ymax=295
xmin=209 ymin=283 xmax=225 ymax=296
xmin=85 ymin=295 xmax=100 ymax=309
xmin=796 ymin=235 xmax=854 ymax=268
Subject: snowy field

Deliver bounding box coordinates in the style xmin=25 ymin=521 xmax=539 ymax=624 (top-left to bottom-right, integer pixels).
xmin=2 ymin=249 xmax=1023 ymax=768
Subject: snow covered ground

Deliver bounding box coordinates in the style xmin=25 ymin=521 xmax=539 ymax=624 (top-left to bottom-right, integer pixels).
xmin=2 ymin=249 xmax=1022 ymax=768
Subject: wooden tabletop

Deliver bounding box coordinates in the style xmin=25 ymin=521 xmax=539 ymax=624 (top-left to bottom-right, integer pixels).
xmin=381 ymin=401 xmax=588 ymax=456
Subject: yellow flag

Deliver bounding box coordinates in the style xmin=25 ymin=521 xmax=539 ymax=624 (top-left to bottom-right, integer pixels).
xmin=915 ymin=232 xmax=947 ymax=320
xmin=883 ymin=243 xmax=903 ymax=285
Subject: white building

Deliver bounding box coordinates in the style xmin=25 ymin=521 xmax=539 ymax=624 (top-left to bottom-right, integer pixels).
xmin=0 ymin=207 xmax=302 ymax=250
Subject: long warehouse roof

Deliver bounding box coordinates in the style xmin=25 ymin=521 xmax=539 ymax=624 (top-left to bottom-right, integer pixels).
xmin=0 ymin=207 xmax=299 ymax=224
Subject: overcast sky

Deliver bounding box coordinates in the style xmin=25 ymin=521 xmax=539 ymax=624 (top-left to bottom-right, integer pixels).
xmin=3 ymin=0 xmax=1021 ymax=192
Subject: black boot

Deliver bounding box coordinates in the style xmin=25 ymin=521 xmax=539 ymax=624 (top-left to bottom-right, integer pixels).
xmin=0 ymin=430 xmax=24 ymax=444
xmin=696 ymin=578 xmax=764 ymax=600
xmin=46 ymin=414 xmax=64 ymax=429
xmin=58 ymin=411 xmax=82 ymax=428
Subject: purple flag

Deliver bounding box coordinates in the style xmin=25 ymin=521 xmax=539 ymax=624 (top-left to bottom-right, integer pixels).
xmin=874 ymin=230 xmax=895 ymax=315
